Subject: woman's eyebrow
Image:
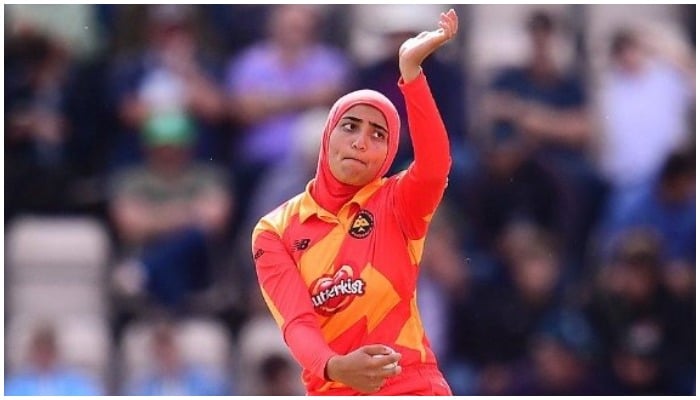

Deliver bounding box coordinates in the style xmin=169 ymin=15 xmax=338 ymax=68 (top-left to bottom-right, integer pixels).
xmin=342 ymin=116 xmax=388 ymax=133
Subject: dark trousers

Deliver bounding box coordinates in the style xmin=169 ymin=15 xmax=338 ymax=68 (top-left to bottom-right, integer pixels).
xmin=140 ymin=227 xmax=210 ymax=308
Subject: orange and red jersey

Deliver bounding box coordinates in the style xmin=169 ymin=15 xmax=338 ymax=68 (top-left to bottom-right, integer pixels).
xmin=252 ymin=72 xmax=452 ymax=395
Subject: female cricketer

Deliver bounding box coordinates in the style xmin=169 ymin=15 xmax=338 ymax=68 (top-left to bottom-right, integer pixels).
xmin=252 ymin=9 xmax=459 ymax=395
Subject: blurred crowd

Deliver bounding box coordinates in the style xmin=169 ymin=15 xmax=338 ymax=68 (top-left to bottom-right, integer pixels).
xmin=4 ymin=4 xmax=695 ymax=396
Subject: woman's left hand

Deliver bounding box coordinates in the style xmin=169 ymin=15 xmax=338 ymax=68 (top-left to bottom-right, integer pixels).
xmin=399 ymin=8 xmax=459 ymax=83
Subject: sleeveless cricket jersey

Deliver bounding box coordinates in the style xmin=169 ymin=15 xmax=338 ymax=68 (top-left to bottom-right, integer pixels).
xmin=252 ymin=72 xmax=452 ymax=395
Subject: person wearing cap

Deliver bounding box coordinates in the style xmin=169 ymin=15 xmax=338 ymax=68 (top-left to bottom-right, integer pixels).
xmin=109 ymin=111 xmax=232 ymax=313
xmin=251 ymin=9 xmax=458 ymax=395
xmin=107 ymin=4 xmax=227 ymax=169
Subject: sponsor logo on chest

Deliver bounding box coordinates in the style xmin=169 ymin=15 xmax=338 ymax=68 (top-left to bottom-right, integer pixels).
xmin=309 ymin=265 xmax=366 ymax=315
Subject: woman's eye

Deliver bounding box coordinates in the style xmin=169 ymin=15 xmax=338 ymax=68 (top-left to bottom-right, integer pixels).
xmin=342 ymin=122 xmax=355 ymax=131
xmin=373 ymin=131 xmax=386 ymax=140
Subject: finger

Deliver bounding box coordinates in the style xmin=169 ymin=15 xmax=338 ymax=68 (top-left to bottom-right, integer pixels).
xmin=439 ymin=14 xmax=449 ymax=31
xmin=447 ymin=22 xmax=456 ymax=39
xmin=371 ymin=352 xmax=401 ymax=369
xmin=378 ymin=364 xmax=402 ymax=378
xmin=445 ymin=9 xmax=458 ymax=33
xmin=445 ymin=13 xmax=457 ymax=35
xmin=363 ymin=344 xmax=394 ymax=356
xmin=388 ymin=351 xmax=401 ymax=364
xmin=438 ymin=15 xmax=454 ymax=39
xmin=442 ymin=20 xmax=455 ymax=38
xmin=440 ymin=9 xmax=457 ymax=26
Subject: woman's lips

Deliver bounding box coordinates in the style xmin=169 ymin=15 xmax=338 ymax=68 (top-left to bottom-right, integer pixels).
xmin=343 ymin=157 xmax=366 ymax=166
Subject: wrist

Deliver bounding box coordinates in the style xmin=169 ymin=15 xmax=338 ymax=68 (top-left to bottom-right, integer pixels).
xmin=324 ymin=354 xmax=341 ymax=381
xmin=400 ymin=65 xmax=422 ymax=83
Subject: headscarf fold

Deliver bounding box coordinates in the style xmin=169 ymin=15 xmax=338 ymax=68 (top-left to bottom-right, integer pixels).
xmin=310 ymin=89 xmax=401 ymax=214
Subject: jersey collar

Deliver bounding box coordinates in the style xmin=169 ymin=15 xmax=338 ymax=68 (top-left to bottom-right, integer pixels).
xmin=299 ymin=178 xmax=384 ymax=223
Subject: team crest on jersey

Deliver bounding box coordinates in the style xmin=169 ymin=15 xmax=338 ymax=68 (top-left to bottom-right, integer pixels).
xmin=310 ymin=265 xmax=366 ymax=316
xmin=349 ymin=209 xmax=374 ymax=239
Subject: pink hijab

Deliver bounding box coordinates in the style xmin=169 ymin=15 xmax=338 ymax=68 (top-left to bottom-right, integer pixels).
xmin=310 ymin=89 xmax=401 ymax=214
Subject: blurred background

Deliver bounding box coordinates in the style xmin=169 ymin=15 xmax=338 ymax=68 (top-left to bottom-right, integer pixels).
xmin=3 ymin=4 xmax=695 ymax=396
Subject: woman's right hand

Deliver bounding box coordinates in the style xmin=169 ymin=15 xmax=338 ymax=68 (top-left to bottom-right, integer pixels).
xmin=398 ymin=8 xmax=459 ymax=83
xmin=325 ymin=344 xmax=402 ymax=393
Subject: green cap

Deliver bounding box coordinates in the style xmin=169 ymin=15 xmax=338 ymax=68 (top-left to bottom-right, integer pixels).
xmin=142 ymin=112 xmax=195 ymax=147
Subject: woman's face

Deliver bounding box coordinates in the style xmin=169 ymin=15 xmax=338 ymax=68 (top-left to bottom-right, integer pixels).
xmin=327 ymin=104 xmax=389 ymax=186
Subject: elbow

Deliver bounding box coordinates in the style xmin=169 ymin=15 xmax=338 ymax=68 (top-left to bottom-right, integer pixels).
xmin=435 ymin=153 xmax=453 ymax=178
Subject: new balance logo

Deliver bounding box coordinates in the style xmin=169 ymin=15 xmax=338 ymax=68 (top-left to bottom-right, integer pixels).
xmin=292 ymin=238 xmax=311 ymax=251
xmin=254 ymin=248 xmax=264 ymax=260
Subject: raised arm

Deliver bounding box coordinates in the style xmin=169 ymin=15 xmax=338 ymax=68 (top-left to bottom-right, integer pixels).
xmin=394 ymin=9 xmax=459 ymax=239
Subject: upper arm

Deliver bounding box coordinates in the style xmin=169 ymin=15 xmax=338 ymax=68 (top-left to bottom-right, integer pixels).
xmin=252 ymin=228 xmax=316 ymax=330
xmin=391 ymin=73 xmax=451 ymax=240
xmin=392 ymin=171 xmax=448 ymax=240
xmin=252 ymin=224 xmax=338 ymax=377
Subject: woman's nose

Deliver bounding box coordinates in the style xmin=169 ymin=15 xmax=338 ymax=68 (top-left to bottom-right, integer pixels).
xmin=351 ymin=131 xmax=368 ymax=151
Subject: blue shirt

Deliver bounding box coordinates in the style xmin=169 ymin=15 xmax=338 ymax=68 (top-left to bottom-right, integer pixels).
xmin=225 ymin=42 xmax=350 ymax=164
xmin=126 ymin=366 xmax=229 ymax=396
xmin=603 ymin=181 xmax=695 ymax=263
xmin=5 ymin=368 xmax=102 ymax=396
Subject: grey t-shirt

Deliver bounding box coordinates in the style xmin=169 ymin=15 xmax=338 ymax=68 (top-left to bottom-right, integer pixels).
xmin=110 ymin=164 xmax=228 ymax=205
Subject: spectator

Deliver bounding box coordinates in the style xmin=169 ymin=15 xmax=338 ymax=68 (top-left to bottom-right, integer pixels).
xmin=257 ymin=353 xmax=305 ymax=396
xmin=230 ymin=107 xmax=328 ymax=292
xmin=245 ymin=107 xmax=329 ymax=227
xmin=585 ymin=229 xmax=680 ymax=378
xmin=236 ymin=313 xmax=302 ymax=395
xmin=588 ymin=227 xmax=694 ymax=395
xmin=600 ymin=149 xmax=695 ymax=265
xmin=597 ymin=28 xmax=694 ymax=207
xmin=109 ymin=111 xmax=232 ymax=314
xmin=599 ymin=150 xmax=696 ymax=362
xmin=224 ymin=4 xmax=351 ymax=226
xmin=418 ymin=205 xmax=470 ymax=363
xmin=203 ymin=5 xmax=270 ymax=57
xmin=5 ymin=29 xmax=95 ymax=219
xmin=506 ymin=309 xmax=606 ymax=395
xmin=480 ymin=10 xmax=606 ymax=268
xmin=5 ymin=323 xmax=103 ymax=396
xmin=461 ymin=125 xmax=567 ymax=276
xmin=107 ymin=4 xmax=227 ymax=169
xmin=448 ymin=223 xmax=566 ymax=394
xmin=606 ymin=320 xmax=676 ymax=395
xmin=124 ymin=320 xmax=229 ymax=395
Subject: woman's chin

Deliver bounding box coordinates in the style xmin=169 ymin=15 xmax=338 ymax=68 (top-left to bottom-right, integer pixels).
xmin=339 ymin=174 xmax=370 ymax=187
xmin=343 ymin=177 xmax=367 ymax=186
xmin=331 ymin=167 xmax=369 ymax=186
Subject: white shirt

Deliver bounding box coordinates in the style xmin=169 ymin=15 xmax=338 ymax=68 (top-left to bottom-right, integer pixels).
xmin=598 ymin=59 xmax=691 ymax=188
